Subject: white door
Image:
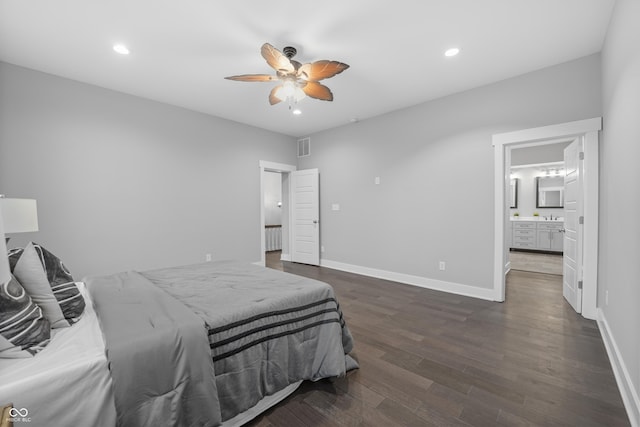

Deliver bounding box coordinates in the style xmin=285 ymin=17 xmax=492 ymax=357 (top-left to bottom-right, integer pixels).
xmin=563 ymin=138 xmax=583 ymax=313
xmin=291 ymin=169 xmax=320 ymax=265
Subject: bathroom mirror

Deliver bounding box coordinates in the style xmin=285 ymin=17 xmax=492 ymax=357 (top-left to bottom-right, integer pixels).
xmin=536 ymin=176 xmax=564 ymax=208
xmin=510 ymin=178 xmax=518 ymax=208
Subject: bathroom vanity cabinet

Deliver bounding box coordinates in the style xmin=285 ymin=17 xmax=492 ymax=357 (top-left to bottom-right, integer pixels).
xmin=512 ymin=219 xmax=564 ymax=252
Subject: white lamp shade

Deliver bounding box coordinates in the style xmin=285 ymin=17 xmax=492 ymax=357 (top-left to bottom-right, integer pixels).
xmin=0 ymin=198 xmax=39 ymax=234
xmin=0 ymin=208 xmax=10 ymax=284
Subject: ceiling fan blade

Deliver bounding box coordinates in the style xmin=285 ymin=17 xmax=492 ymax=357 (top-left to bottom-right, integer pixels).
xmin=298 ymin=60 xmax=349 ymax=81
xmin=224 ymin=74 xmax=277 ymax=82
xmin=269 ymin=86 xmax=283 ymax=105
xmin=261 ymin=43 xmax=295 ymax=74
xmin=302 ymin=81 xmax=334 ymax=101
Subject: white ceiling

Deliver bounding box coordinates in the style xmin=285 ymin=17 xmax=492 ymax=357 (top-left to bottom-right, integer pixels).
xmin=0 ymin=0 xmax=615 ymax=138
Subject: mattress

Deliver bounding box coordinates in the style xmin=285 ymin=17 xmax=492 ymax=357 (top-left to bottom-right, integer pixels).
xmin=0 ymin=283 xmax=116 ymax=427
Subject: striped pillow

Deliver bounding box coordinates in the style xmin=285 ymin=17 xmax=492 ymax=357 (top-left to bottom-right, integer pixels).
xmin=9 ymin=243 xmax=85 ymax=324
xmin=12 ymin=243 xmax=71 ymax=328
xmin=0 ymin=274 xmax=51 ymax=358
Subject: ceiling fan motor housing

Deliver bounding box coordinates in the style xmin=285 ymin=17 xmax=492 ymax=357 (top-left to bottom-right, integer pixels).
xmin=283 ymin=46 xmax=297 ymax=59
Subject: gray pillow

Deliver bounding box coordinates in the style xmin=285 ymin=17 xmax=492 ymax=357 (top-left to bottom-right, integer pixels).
xmin=0 ymin=274 xmax=51 ymax=358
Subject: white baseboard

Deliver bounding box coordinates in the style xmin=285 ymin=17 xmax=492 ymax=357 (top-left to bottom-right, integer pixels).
xmin=320 ymin=259 xmax=495 ymax=301
xmin=597 ymin=309 xmax=639 ymax=427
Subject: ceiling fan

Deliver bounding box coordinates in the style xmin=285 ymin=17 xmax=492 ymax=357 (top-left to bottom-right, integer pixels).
xmin=225 ymin=43 xmax=349 ymax=107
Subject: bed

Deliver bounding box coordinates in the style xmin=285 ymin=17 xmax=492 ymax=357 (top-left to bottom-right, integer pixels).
xmin=0 ymin=282 xmax=117 ymax=426
xmin=1 ymin=259 xmax=357 ymax=427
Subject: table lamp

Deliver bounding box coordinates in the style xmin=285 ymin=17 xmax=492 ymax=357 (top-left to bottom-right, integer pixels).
xmin=0 ymin=196 xmax=39 ymax=244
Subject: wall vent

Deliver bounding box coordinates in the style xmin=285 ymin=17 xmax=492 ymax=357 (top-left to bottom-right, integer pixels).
xmin=297 ymin=137 xmax=310 ymax=157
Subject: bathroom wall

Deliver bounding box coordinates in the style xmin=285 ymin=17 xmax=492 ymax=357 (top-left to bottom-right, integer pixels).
xmin=510 ymin=142 xmax=569 ymax=218
xmin=510 ymin=166 xmax=564 ymax=218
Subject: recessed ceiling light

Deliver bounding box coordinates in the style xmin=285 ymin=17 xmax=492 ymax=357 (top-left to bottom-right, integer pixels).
xmin=113 ymin=44 xmax=130 ymax=55
xmin=444 ymin=47 xmax=460 ymax=57
xmin=292 ymin=108 xmax=302 ymax=116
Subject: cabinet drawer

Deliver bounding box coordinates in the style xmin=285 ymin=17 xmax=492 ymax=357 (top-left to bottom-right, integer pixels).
xmin=513 ymin=221 xmax=536 ymax=229
xmin=537 ymin=222 xmax=563 ymax=230
xmin=514 ymin=229 xmax=535 ymax=237
xmin=514 ymin=235 xmax=535 ymax=243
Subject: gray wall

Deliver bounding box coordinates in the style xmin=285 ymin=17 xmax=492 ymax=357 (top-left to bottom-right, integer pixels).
xmin=299 ymin=54 xmax=602 ymax=290
xmin=600 ymin=0 xmax=640 ymax=421
xmin=0 ymin=62 xmax=296 ymax=278
xmin=511 ymin=141 xmax=571 ymax=166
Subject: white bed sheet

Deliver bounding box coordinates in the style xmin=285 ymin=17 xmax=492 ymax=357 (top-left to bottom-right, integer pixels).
xmin=0 ymin=282 xmax=116 ymax=427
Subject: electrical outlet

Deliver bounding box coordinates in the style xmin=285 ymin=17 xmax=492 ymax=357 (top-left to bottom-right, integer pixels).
xmin=439 ymin=261 xmax=446 ymax=271
xmin=605 ymin=290 xmax=609 ymax=306
xmin=206 ymin=253 xmax=212 ymax=262
xmin=321 ymin=246 xmax=325 ymax=253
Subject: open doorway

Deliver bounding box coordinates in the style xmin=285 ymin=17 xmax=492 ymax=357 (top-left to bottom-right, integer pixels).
xmin=264 ymin=170 xmax=284 ymax=271
xmin=259 ymin=161 xmax=296 ymax=268
xmin=492 ymin=118 xmax=601 ymax=320
xmin=259 ymin=161 xmax=321 ymax=269
xmin=508 ymin=142 xmax=570 ymax=276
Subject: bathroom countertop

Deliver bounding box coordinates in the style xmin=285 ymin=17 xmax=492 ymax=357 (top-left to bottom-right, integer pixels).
xmin=511 ymin=216 xmax=564 ymax=222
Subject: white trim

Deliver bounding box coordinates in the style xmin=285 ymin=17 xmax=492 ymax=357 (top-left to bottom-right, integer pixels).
xmin=280 ymin=252 xmax=291 ymax=262
xmin=259 ymin=161 xmax=297 ymax=267
xmin=581 ymin=131 xmax=599 ymax=320
xmin=597 ymin=309 xmax=640 ymax=427
xmin=320 ymin=259 xmax=495 ymax=301
xmin=492 ymin=117 xmax=602 ymax=146
xmin=259 ymin=160 xmax=297 ymax=173
xmin=492 ymin=118 xmax=602 ymax=314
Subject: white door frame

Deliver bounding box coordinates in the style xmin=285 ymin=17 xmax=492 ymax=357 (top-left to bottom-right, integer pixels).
xmin=492 ymin=117 xmax=601 ymax=319
xmin=258 ymin=160 xmax=297 ymax=267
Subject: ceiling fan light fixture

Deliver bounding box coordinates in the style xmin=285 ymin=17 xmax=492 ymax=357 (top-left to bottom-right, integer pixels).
xmin=274 ymin=81 xmax=306 ymax=103
xmin=279 ymin=80 xmax=296 ymax=99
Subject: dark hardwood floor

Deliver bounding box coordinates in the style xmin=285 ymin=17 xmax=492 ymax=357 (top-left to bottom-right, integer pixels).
xmin=253 ymin=256 xmax=630 ymax=426
xmin=265 ymin=250 xmax=284 ymax=271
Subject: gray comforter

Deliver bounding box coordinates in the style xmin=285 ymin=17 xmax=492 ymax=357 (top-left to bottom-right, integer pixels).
xmin=86 ymin=260 xmax=357 ymax=426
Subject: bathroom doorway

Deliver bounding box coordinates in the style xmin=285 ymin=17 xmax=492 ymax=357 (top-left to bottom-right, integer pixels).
xmin=492 ymin=118 xmax=601 ymax=320
xmin=508 ymin=143 xmax=570 ymax=276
